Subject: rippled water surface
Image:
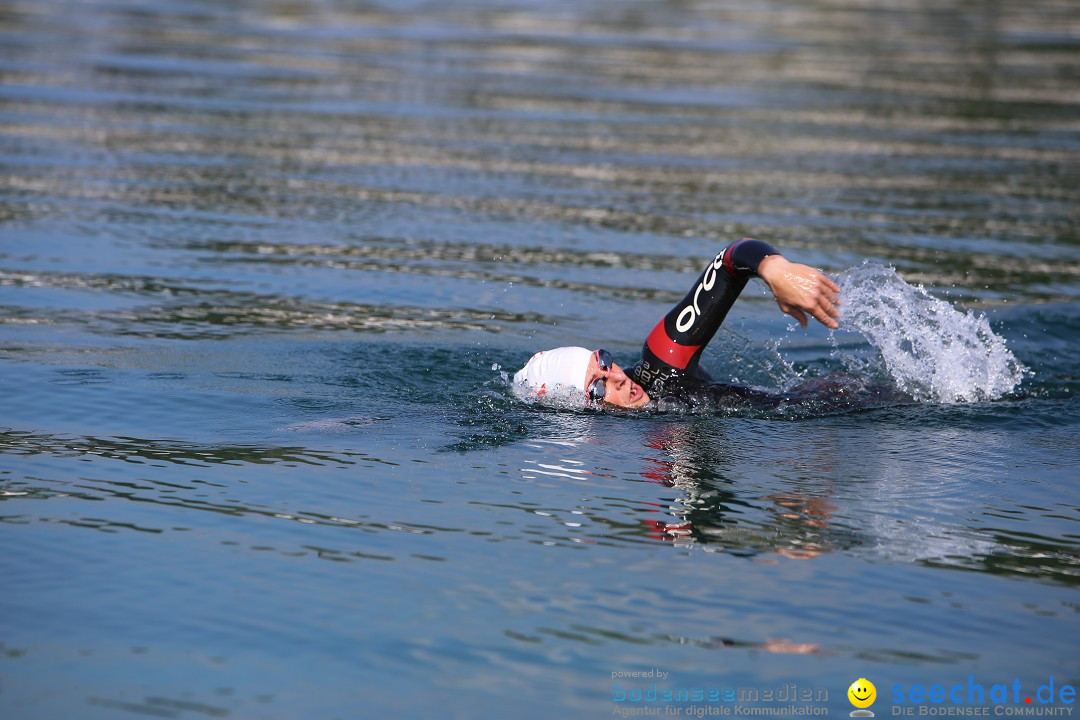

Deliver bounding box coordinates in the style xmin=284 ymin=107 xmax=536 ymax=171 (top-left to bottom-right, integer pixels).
xmin=1 ymin=0 xmax=1078 ymax=717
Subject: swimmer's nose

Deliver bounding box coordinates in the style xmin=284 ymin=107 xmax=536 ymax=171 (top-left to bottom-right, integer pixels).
xmin=606 ymin=368 xmax=631 ymax=391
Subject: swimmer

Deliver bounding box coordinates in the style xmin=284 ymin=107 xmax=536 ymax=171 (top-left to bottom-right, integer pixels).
xmin=514 ymin=239 xmax=841 ymax=409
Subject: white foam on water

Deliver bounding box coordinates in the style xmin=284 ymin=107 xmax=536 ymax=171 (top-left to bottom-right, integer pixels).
xmin=834 ymin=262 xmax=1028 ymax=403
xmin=510 ymin=380 xmax=592 ymax=410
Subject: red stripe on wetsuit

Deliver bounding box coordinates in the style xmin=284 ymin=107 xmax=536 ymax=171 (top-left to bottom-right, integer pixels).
xmin=646 ymin=321 xmax=700 ymax=370
xmin=642 ymin=238 xmax=775 ymax=372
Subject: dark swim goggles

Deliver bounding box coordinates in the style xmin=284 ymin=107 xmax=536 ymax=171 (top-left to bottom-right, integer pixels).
xmin=586 ymin=349 xmax=613 ymax=401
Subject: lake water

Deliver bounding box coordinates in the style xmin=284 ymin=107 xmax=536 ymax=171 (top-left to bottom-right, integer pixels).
xmin=1 ymin=0 xmax=1078 ymax=718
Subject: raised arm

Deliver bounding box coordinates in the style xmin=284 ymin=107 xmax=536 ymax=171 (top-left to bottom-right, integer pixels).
xmin=638 ymin=238 xmax=777 ymax=379
xmin=632 ymin=239 xmax=839 ymax=393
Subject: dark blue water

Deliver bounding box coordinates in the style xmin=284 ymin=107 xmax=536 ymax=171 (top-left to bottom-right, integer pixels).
xmin=2 ymin=0 xmax=1078 ymax=718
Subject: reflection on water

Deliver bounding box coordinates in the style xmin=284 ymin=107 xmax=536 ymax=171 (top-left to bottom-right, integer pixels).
xmin=7 ymin=397 xmax=1070 ymax=584
xmin=447 ymin=406 xmax=1075 ymax=588
xmin=636 ymin=421 xmax=843 ymax=560
xmin=1 ymin=0 xmax=1078 ymax=717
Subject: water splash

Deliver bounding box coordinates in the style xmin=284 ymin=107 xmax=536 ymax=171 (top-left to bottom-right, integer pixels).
xmin=834 ymin=263 xmax=1028 ymax=403
xmin=510 ymin=381 xmax=593 ymax=411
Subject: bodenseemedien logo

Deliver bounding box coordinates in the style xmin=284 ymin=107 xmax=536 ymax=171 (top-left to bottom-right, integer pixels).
xmin=849 ymin=678 xmax=877 ymax=717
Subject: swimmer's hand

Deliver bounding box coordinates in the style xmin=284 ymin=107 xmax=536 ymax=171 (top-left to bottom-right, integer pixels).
xmin=757 ymin=255 xmax=841 ymax=329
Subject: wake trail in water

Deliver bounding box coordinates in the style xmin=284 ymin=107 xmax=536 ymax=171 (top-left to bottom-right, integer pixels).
xmin=834 ymin=263 xmax=1028 ymax=403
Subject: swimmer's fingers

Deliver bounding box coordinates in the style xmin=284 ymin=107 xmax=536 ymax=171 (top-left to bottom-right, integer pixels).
xmin=778 ymin=299 xmax=837 ymax=329
xmin=782 ymin=305 xmax=809 ymax=328
xmin=809 ymin=297 xmax=840 ymax=329
xmin=798 ymin=268 xmax=840 ymax=329
xmin=762 ymin=258 xmax=841 ymax=329
xmin=812 ymin=288 xmax=841 ymax=328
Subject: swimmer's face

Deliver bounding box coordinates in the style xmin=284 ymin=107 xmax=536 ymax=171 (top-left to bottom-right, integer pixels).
xmin=586 ymin=350 xmax=651 ymax=408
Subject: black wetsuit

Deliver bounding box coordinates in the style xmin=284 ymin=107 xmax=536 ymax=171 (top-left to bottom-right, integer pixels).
xmin=627 ymin=239 xmax=778 ymax=409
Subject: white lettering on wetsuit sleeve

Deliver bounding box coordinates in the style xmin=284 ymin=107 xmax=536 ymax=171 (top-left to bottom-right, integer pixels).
xmin=675 ymin=250 xmax=726 ymax=334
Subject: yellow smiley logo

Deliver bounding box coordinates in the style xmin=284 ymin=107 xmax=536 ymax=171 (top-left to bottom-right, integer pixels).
xmin=848 ymin=678 xmax=877 ymax=709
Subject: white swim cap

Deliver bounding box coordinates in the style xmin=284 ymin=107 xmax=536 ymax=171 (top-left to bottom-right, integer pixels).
xmin=513 ymin=346 xmax=593 ymax=399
